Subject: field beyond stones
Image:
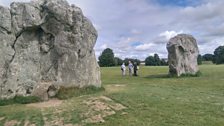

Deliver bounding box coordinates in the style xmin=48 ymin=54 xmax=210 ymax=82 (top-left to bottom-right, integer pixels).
xmin=0 ymin=65 xmax=224 ymax=126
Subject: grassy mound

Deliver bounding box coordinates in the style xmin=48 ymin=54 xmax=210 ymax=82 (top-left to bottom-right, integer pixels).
xmin=56 ymin=86 xmax=105 ymax=100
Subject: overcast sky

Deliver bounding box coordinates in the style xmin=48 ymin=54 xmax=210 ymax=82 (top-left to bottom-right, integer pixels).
xmin=1 ymin=0 xmax=224 ymax=60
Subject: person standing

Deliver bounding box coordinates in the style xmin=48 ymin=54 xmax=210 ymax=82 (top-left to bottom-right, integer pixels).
xmin=121 ymin=63 xmax=126 ymax=76
xmin=133 ymin=62 xmax=139 ymax=76
xmin=128 ymin=61 xmax=133 ymax=76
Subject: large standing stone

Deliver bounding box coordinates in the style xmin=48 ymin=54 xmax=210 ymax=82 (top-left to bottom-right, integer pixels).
xmin=0 ymin=6 xmax=16 ymax=99
xmin=0 ymin=0 xmax=101 ymax=100
xmin=167 ymin=34 xmax=199 ymax=76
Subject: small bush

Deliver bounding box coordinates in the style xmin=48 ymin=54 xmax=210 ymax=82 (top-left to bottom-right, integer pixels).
xmin=0 ymin=99 xmax=14 ymax=106
xmin=56 ymin=86 xmax=105 ymax=100
xmin=180 ymin=71 xmax=202 ymax=77
xmin=0 ymin=96 xmax=41 ymax=106
xmin=168 ymin=71 xmax=202 ymax=78
xmin=13 ymin=96 xmax=41 ymax=104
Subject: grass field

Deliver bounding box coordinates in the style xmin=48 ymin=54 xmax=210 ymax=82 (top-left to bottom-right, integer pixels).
xmin=0 ymin=65 xmax=224 ymax=126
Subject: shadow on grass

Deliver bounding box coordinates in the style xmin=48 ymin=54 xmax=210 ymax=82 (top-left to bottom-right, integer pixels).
xmin=144 ymin=74 xmax=170 ymax=79
xmin=144 ymin=72 xmax=202 ymax=79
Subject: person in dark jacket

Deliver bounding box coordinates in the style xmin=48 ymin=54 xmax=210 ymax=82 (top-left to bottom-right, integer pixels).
xmin=133 ymin=62 xmax=138 ymax=76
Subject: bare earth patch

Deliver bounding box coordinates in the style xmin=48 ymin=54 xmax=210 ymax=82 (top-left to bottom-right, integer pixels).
xmin=26 ymin=99 xmax=65 ymax=126
xmin=105 ymin=84 xmax=126 ymax=93
xmin=24 ymin=96 xmax=126 ymax=125
xmin=43 ymin=117 xmax=64 ymax=126
xmin=27 ymin=99 xmax=63 ymax=108
xmin=4 ymin=120 xmax=20 ymax=126
xmin=24 ymin=120 xmax=36 ymax=126
xmin=82 ymin=96 xmax=127 ymax=124
xmin=0 ymin=117 xmax=5 ymax=121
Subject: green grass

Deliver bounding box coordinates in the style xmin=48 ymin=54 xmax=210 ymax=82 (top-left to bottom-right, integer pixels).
xmin=0 ymin=65 xmax=224 ymax=126
xmin=56 ymin=86 xmax=105 ymax=100
xmin=94 ymin=65 xmax=224 ymax=126
xmin=202 ymin=61 xmax=214 ymax=65
xmin=0 ymin=96 xmax=41 ymax=106
xmin=0 ymin=105 xmax=44 ymax=126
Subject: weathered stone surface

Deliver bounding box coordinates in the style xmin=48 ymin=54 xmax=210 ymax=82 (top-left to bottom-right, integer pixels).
xmin=0 ymin=6 xmax=12 ymax=33
xmin=11 ymin=2 xmax=42 ymax=36
xmin=32 ymin=82 xmax=59 ymax=101
xmin=0 ymin=0 xmax=101 ymax=100
xmin=167 ymin=34 xmax=199 ymax=76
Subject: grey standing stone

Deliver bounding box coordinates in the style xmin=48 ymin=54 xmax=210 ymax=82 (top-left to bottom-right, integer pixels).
xmin=167 ymin=34 xmax=199 ymax=77
xmin=0 ymin=0 xmax=101 ymax=100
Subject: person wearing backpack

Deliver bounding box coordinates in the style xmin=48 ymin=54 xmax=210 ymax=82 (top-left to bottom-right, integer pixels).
xmin=133 ymin=62 xmax=139 ymax=76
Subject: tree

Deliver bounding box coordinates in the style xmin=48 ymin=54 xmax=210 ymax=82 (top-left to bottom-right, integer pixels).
xmin=197 ymin=54 xmax=202 ymax=65
xmin=114 ymin=57 xmax=123 ymax=66
xmin=133 ymin=59 xmax=141 ymax=65
xmin=145 ymin=56 xmax=156 ymax=66
xmin=202 ymin=54 xmax=214 ymax=61
xmin=145 ymin=54 xmax=164 ymax=66
xmin=160 ymin=59 xmax=168 ymax=66
xmin=98 ymin=48 xmax=115 ymax=67
xmin=123 ymin=58 xmax=141 ymax=65
xmin=154 ymin=54 xmax=161 ymax=66
xmin=214 ymin=46 xmax=224 ymax=64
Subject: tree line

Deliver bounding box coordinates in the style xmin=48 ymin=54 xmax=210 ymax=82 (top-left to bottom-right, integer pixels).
xmin=98 ymin=48 xmax=141 ymax=67
xmin=98 ymin=48 xmax=167 ymax=67
xmin=98 ymin=46 xmax=224 ymax=67
xmin=198 ymin=46 xmax=224 ymax=65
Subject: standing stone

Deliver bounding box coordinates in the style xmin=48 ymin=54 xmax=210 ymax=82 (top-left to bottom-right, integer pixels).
xmin=0 ymin=0 xmax=101 ymax=100
xmin=0 ymin=6 xmax=16 ymax=99
xmin=167 ymin=34 xmax=199 ymax=76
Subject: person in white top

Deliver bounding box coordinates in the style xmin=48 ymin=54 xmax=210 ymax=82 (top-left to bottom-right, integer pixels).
xmin=121 ymin=63 xmax=126 ymax=76
xmin=128 ymin=61 xmax=133 ymax=76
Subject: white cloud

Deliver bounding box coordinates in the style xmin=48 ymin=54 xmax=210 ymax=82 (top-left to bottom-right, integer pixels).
xmin=99 ymin=44 xmax=107 ymax=50
xmin=135 ymin=43 xmax=154 ymax=51
xmin=1 ymin=0 xmax=224 ymax=60
xmin=159 ymin=31 xmax=184 ymax=40
xmin=131 ymin=29 xmax=142 ymax=35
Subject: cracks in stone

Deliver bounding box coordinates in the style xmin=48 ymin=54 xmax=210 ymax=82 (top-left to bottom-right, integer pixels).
xmin=45 ymin=62 xmax=57 ymax=74
xmin=39 ymin=28 xmax=55 ymax=54
xmin=0 ymin=26 xmax=11 ymax=34
xmin=41 ymin=60 xmax=58 ymax=81
xmin=78 ymin=49 xmax=81 ymax=58
xmin=38 ymin=29 xmax=59 ymax=81
xmin=10 ymin=30 xmax=23 ymax=63
xmin=2 ymin=29 xmax=24 ymax=91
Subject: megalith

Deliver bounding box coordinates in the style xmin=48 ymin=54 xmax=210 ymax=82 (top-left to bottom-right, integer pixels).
xmin=167 ymin=34 xmax=199 ymax=76
xmin=0 ymin=0 xmax=101 ymax=100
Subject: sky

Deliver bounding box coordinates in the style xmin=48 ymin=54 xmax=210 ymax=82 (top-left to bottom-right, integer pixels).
xmin=1 ymin=0 xmax=224 ymax=60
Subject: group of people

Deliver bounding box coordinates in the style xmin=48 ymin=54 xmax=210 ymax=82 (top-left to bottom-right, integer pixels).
xmin=121 ymin=61 xmax=139 ymax=76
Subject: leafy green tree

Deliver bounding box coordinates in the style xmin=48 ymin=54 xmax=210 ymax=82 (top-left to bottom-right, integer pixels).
xmin=202 ymin=54 xmax=214 ymax=61
xmin=154 ymin=54 xmax=161 ymax=66
xmin=145 ymin=56 xmax=156 ymax=66
xmin=124 ymin=58 xmax=141 ymax=65
xmin=98 ymin=48 xmax=115 ymax=67
xmin=197 ymin=54 xmax=202 ymax=65
xmin=114 ymin=57 xmax=123 ymax=66
xmin=145 ymin=54 xmax=163 ymax=66
xmin=133 ymin=59 xmax=141 ymax=65
xmin=214 ymin=46 xmax=224 ymax=64
xmin=160 ymin=59 xmax=168 ymax=66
